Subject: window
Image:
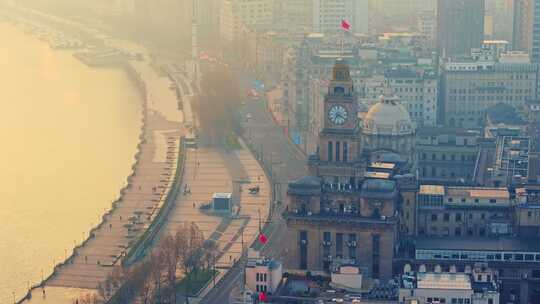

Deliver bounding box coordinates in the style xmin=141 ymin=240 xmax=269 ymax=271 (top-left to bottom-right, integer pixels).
xmin=455 ymin=213 xmax=462 ymax=222
xmin=372 ymin=234 xmax=380 ymax=278
xmin=444 ymin=213 xmax=450 ymax=222
xmin=479 ymin=228 xmax=486 ymax=236
xmin=323 ymin=231 xmax=331 ymax=243
xmin=431 ymin=214 xmax=438 ymax=221
xmin=335 ymin=142 xmax=340 ymax=162
xmin=348 ymin=234 xmax=357 ymax=259
xmin=343 ymin=142 xmax=348 ymax=162
xmin=328 ymin=141 xmax=333 ymax=162
xmin=336 ymin=233 xmax=343 ymax=258
xmin=455 ymin=227 xmax=461 ymax=236
xmin=489 ymin=199 xmax=496 ymax=203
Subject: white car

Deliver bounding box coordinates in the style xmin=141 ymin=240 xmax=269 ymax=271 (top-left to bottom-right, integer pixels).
xmin=246 ymin=113 xmax=252 ymax=120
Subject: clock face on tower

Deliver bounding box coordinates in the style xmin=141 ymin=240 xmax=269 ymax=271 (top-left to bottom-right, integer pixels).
xmin=328 ymin=105 xmax=348 ymax=125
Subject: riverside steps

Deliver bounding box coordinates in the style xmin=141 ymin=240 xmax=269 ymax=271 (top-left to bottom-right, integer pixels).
xmin=20 ymin=60 xmax=185 ymax=303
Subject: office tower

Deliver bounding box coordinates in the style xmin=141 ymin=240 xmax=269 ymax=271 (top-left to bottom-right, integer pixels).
xmin=437 ymin=0 xmax=485 ymax=58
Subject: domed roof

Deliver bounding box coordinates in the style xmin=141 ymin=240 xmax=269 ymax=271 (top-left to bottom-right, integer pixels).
xmin=363 ymin=95 xmax=415 ymax=136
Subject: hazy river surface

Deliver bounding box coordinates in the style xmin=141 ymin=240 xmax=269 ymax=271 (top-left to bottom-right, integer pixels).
xmin=0 ymin=23 xmax=141 ymax=303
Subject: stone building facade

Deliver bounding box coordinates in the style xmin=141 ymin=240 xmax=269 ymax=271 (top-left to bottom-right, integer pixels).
xmin=440 ymin=60 xmax=538 ymax=128
xmin=416 ymin=127 xmax=480 ymax=184
xmin=284 ymin=59 xmax=417 ymax=280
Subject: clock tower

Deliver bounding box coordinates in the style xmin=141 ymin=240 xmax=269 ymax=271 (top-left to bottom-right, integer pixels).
xmin=310 ymin=59 xmax=363 ymax=179
xmin=323 ymin=59 xmax=358 ymax=131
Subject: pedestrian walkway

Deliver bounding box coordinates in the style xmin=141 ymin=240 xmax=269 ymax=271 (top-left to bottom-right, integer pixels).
xmin=22 ymin=59 xmax=184 ymax=304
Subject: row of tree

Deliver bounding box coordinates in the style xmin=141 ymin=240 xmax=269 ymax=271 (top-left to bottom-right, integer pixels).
xmin=193 ymin=63 xmax=242 ymax=147
xmin=76 ymin=222 xmax=218 ymax=304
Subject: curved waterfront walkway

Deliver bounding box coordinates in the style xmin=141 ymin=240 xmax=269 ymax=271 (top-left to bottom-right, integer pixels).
xmin=21 ymin=60 xmax=185 ymax=303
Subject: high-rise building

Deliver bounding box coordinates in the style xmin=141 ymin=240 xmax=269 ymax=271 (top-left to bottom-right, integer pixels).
xmin=485 ymin=0 xmax=514 ymax=42
xmin=513 ymin=0 xmax=540 ymax=63
xmin=437 ymin=0 xmax=485 ymax=58
xmin=313 ymin=0 xmax=369 ymax=34
xmin=229 ymin=0 xmax=275 ymax=32
xmin=273 ymin=0 xmax=314 ymax=35
xmin=197 ymin=0 xmax=222 ymax=50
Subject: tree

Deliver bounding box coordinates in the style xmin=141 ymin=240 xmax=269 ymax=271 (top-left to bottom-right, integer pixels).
xmin=149 ymin=251 xmax=166 ymax=303
xmin=159 ymin=234 xmax=181 ymax=303
xmin=76 ymin=293 xmax=99 ymax=304
xmin=202 ymin=239 xmax=218 ymax=271
xmin=193 ymin=64 xmax=242 ymax=146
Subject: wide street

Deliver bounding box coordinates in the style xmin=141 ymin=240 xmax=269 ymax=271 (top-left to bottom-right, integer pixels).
xmin=202 ymin=87 xmax=306 ymax=304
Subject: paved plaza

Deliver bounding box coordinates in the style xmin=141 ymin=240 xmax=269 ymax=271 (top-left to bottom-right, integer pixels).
xmin=162 ymin=140 xmax=270 ymax=270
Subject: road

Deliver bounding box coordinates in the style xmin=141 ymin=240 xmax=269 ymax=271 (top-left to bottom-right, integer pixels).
xmin=202 ymin=88 xmax=306 ymax=304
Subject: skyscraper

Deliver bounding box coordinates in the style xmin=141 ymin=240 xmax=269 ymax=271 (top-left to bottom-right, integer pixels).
xmin=313 ymin=0 xmax=369 ymax=34
xmin=437 ymin=0 xmax=485 ymax=58
xmin=513 ymin=0 xmax=540 ymax=63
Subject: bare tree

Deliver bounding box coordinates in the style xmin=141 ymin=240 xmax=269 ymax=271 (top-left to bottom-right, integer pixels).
xmin=193 ymin=64 xmax=242 ymax=146
xmin=75 ymin=293 xmax=99 ymax=304
xmin=149 ymin=251 xmax=165 ymax=303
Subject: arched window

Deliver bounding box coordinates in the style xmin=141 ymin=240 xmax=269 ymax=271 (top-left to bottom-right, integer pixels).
xmin=334 ymin=86 xmax=345 ymax=94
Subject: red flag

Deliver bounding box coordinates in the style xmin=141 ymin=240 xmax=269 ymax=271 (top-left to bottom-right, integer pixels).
xmin=341 ymin=19 xmax=351 ymax=31
xmin=258 ymin=233 xmax=268 ymax=244
xmin=258 ymin=292 xmax=268 ymax=302
xmin=199 ymin=52 xmax=209 ymax=60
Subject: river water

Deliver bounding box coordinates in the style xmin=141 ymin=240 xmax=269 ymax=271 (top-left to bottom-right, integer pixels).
xmin=0 ymin=23 xmax=142 ymax=303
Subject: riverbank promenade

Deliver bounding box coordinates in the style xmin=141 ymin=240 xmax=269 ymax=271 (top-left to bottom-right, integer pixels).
xmin=161 ymin=137 xmax=270 ymax=303
xmin=21 ymin=60 xmax=184 ymax=304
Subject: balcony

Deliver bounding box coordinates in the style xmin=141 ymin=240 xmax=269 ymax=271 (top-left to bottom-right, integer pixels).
xmin=347 ymin=241 xmax=357 ymax=248
xmin=322 ymin=241 xmax=332 ymax=247
xmin=322 ymin=183 xmax=362 ymax=193
xmin=284 ymin=210 xmax=398 ymax=226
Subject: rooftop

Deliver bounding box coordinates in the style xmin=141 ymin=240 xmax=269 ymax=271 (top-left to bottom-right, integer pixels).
xmin=446 ymin=187 xmax=509 ymax=199
xmin=415 ymin=237 xmax=540 ymax=252
xmin=417 ymin=127 xmax=480 ymax=137
xmin=369 ymin=162 xmax=396 ymax=170
xmin=213 ymin=193 xmax=232 ymax=199
xmin=486 ymin=103 xmax=526 ymax=126
xmin=416 ymin=273 xmax=471 ymax=290
xmin=419 ymin=185 xmax=445 ymax=196
xmin=418 ymin=185 xmax=509 ymax=199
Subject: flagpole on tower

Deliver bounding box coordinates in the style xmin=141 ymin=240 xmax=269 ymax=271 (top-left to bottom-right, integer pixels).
xmin=340 ymin=19 xmax=351 ymax=59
